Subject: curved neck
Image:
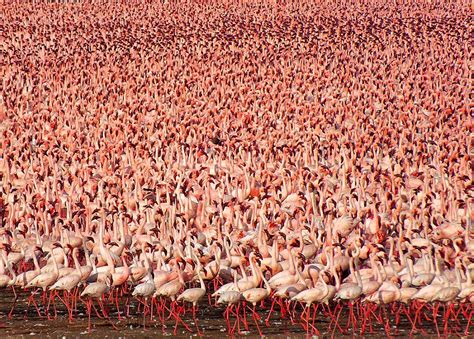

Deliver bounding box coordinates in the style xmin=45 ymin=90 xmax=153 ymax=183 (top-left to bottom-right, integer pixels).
xmin=177 ymin=265 xmax=185 ymax=285
xmin=378 ymin=261 xmax=388 ymax=280
xmin=72 ymin=250 xmax=82 ymax=275
xmin=239 ymin=259 xmax=248 ymax=280
xmin=288 ymin=248 xmax=295 ymax=275
xmin=52 ymin=252 xmax=59 ymax=275
xmin=397 ymin=239 xmax=406 ymax=267
xmin=4 ymin=254 xmax=16 ymax=280
xmin=433 ymin=252 xmax=441 ymax=277
xmin=455 ymin=267 xmax=462 ymax=289
xmin=407 ymin=259 xmax=414 ymax=282
xmin=351 ymin=258 xmax=362 ymax=287
xmin=320 ymin=271 xmax=329 ymax=296
xmin=388 ymin=238 xmax=395 ymax=262
xmin=90 ymin=256 xmax=98 ymax=273
xmin=198 ymin=272 xmax=206 ymax=291
xmin=271 ymin=240 xmax=278 ymax=265
xmin=258 ymin=264 xmax=271 ymax=294
xmin=33 ymin=253 xmax=41 ymax=272
xmin=334 ymin=269 xmax=341 ymax=290
xmin=249 ymin=255 xmax=259 ymax=284
xmin=63 ymin=250 xmax=69 ymax=268
xmin=0 ymin=253 xmax=6 ymax=275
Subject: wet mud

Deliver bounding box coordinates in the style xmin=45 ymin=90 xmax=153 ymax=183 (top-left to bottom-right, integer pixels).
xmin=0 ymin=289 xmax=471 ymax=338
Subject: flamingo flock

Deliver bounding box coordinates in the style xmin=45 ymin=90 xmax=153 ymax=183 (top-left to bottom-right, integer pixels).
xmin=0 ymin=0 xmax=471 ymax=336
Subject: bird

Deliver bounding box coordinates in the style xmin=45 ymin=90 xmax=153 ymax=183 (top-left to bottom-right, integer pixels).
xmin=81 ymin=272 xmax=112 ymax=331
xmin=26 ymin=246 xmax=61 ymax=292
xmin=242 ymin=253 xmax=272 ymax=336
xmin=131 ymin=271 xmax=155 ymax=327
xmin=177 ymin=265 xmax=207 ymax=335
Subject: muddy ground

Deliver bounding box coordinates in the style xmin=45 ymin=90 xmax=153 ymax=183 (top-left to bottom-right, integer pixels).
xmin=0 ymin=289 xmax=471 ymax=338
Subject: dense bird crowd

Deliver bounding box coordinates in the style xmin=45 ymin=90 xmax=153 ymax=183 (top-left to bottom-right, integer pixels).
xmin=0 ymin=0 xmax=471 ymax=336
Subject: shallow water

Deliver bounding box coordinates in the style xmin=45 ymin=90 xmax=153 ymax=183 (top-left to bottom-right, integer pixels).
xmin=0 ymin=289 xmax=471 ymax=338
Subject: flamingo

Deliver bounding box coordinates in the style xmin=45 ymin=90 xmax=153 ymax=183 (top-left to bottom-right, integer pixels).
xmin=177 ymin=267 xmax=206 ymax=334
xmin=80 ymin=272 xmax=113 ymax=331
xmin=291 ymin=271 xmax=329 ymax=335
xmin=131 ymin=271 xmax=155 ymax=327
xmin=217 ymin=289 xmax=243 ymax=334
xmin=334 ymin=256 xmax=363 ymax=332
xmin=154 ymin=260 xmax=192 ymax=334
xmin=49 ymin=248 xmax=83 ymax=322
xmin=242 ymin=253 xmax=272 ymax=336
xmin=0 ymin=1 xmax=472 ymax=336
xmin=25 ymin=244 xmax=61 ymax=318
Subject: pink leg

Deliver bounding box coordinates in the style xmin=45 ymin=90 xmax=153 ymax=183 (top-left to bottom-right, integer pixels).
xmin=87 ymin=299 xmax=92 ymax=332
xmin=224 ymin=305 xmax=231 ymax=334
xmin=464 ymin=309 xmax=473 ymax=336
xmin=331 ymin=302 xmax=344 ymax=336
xmin=8 ymin=286 xmax=18 ymax=319
xmin=98 ymin=298 xmax=118 ymax=330
xmin=161 ymin=301 xmax=192 ymax=334
xmin=242 ymin=302 xmax=249 ymax=330
xmin=251 ymin=305 xmax=262 ymax=336
xmin=265 ymin=297 xmax=277 ymax=325
xmin=115 ymin=289 xmax=122 ymax=321
xmin=382 ymin=305 xmax=391 ymax=337
xmin=311 ymin=303 xmax=320 ymax=335
xmin=192 ymin=304 xmax=202 ymax=335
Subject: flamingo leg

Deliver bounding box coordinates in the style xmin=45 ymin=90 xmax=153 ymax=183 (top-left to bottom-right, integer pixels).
xmin=92 ymin=302 xmax=104 ymax=319
xmin=75 ymin=287 xmax=81 ymax=315
xmin=443 ymin=303 xmax=456 ymax=335
xmin=382 ymin=304 xmax=391 ymax=337
xmin=251 ymin=304 xmax=262 ymax=336
xmin=67 ymin=291 xmax=74 ymax=322
xmin=299 ymin=304 xmax=308 ymax=331
xmin=8 ymin=286 xmax=18 ymax=319
xmin=224 ymin=305 xmax=231 ymax=333
xmin=228 ymin=303 xmax=242 ymax=334
xmin=351 ymin=301 xmax=359 ymax=332
xmin=300 ymin=304 xmax=308 ymax=321
xmin=115 ymin=288 xmax=122 ymax=321
xmin=242 ymin=301 xmax=249 ymax=330
xmin=235 ymin=303 xmax=243 ymax=335
xmin=277 ymin=298 xmax=287 ymax=319
xmin=305 ymin=304 xmax=312 ymax=335
xmin=166 ymin=300 xmax=174 ymax=320
xmin=97 ymin=297 xmax=108 ymax=318
xmin=410 ymin=302 xmax=424 ymax=334
xmin=46 ymin=290 xmax=57 ymax=320
xmin=464 ymin=309 xmax=473 ymax=336
xmin=394 ymin=302 xmax=401 ymax=328
xmin=265 ymin=297 xmax=277 ymax=325
xmin=41 ymin=290 xmax=47 ymax=307
xmin=86 ymin=299 xmax=92 ymax=332
xmin=432 ymin=302 xmax=440 ymax=337
xmin=56 ymin=290 xmax=73 ymax=322
xmin=331 ymin=302 xmax=344 ymax=336
xmin=161 ymin=301 xmax=192 ymax=334
xmin=192 ymin=304 xmax=202 ymax=336
xmin=27 ymin=292 xmax=43 ymax=319
xmin=291 ymin=300 xmax=298 ymax=321
xmin=143 ymin=297 xmax=147 ymax=329
xmin=230 ymin=305 xmax=236 ymax=334
xmin=402 ymin=303 xmax=415 ymax=328
xmin=311 ymin=303 xmax=320 ymax=336
xmin=345 ymin=301 xmax=358 ymax=332
xmin=98 ymin=298 xmax=118 ymax=330
xmin=150 ymin=296 xmax=154 ymax=322
xmin=360 ymin=303 xmax=370 ymax=334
